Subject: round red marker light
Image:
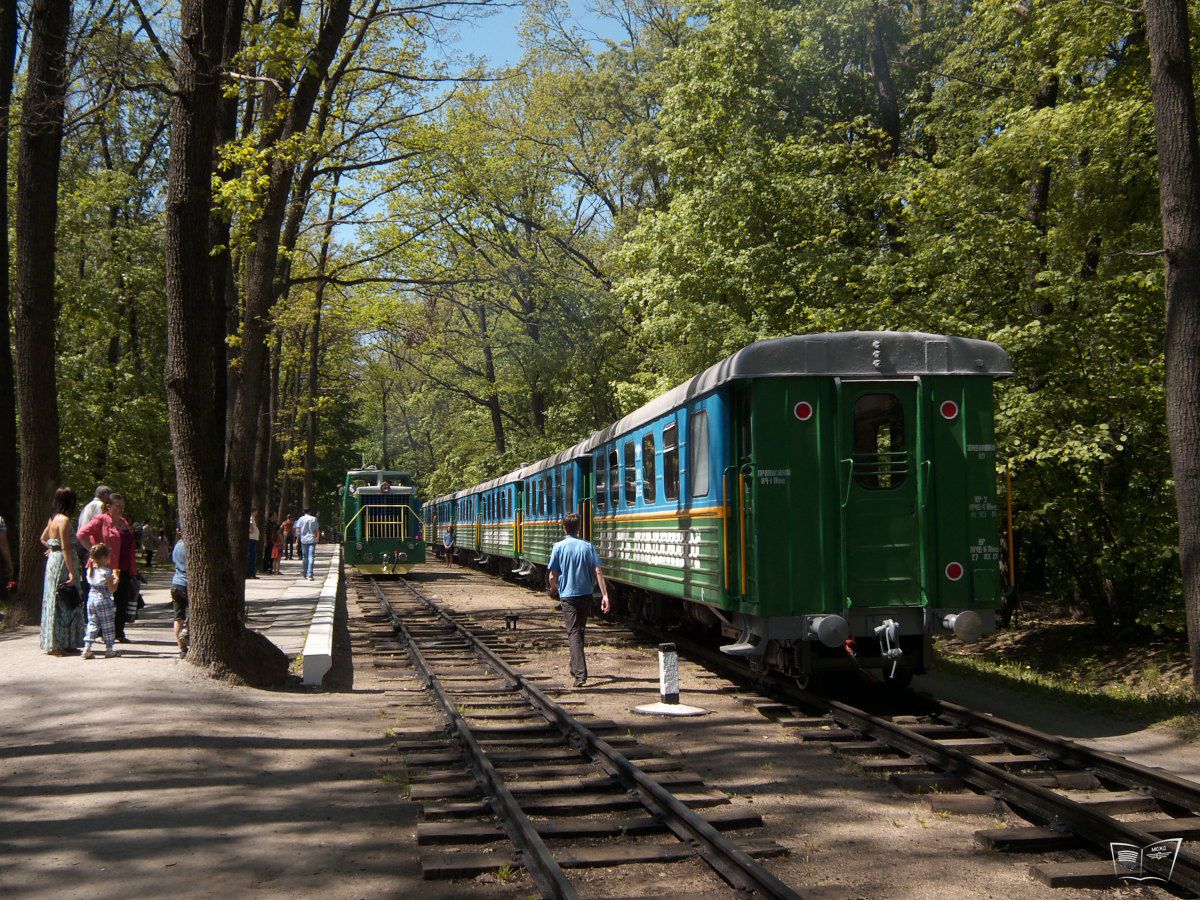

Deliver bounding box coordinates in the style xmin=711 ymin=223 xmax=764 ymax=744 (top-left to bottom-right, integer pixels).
xmin=945 ymin=561 xmax=964 ymax=581
xmin=793 ymin=401 xmax=814 ymax=421
xmin=940 ymin=400 xmax=959 ymax=420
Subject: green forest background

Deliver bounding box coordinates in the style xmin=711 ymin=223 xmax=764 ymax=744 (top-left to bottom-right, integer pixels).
xmin=31 ymin=0 xmax=1177 ymax=634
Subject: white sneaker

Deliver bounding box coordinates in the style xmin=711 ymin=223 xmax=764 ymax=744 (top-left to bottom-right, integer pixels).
xmin=82 ymin=649 xmax=94 ymax=659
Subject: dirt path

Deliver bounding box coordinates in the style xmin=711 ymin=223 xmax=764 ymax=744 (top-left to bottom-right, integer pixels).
xmin=0 ymin=568 xmax=427 ymax=899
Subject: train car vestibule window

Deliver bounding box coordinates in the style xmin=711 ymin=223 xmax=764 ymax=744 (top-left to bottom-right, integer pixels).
xmin=565 ymin=467 xmax=574 ymax=512
xmin=853 ymin=393 xmax=908 ymax=490
xmin=690 ymin=410 xmax=711 ymax=497
xmin=624 ymin=441 xmax=636 ymax=505
xmin=663 ymin=424 xmax=680 ymax=501
xmin=608 ymin=449 xmax=619 ymax=509
xmin=596 ymin=457 xmax=607 ymax=509
xmin=642 ymin=434 xmax=657 ymax=503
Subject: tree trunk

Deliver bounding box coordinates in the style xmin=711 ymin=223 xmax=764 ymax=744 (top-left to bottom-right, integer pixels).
xmin=1144 ymin=0 xmax=1200 ymax=689
xmin=478 ymin=304 xmax=506 ymax=455
xmin=0 ymin=0 xmax=18 ymax=581
xmin=11 ymin=0 xmax=69 ymax=623
xmin=867 ymin=6 xmax=901 ymax=165
xmin=1026 ymin=71 xmax=1059 ymax=313
xmin=380 ymin=377 xmax=390 ymax=469
xmin=163 ymin=0 xmax=285 ymax=686
xmin=302 ymin=177 xmax=340 ymax=510
xmin=225 ymin=0 xmax=352 ymax=575
xmin=264 ymin=328 xmax=282 ymax=513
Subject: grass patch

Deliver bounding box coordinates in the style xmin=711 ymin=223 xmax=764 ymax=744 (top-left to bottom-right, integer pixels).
xmin=934 ymin=638 xmax=1198 ymax=735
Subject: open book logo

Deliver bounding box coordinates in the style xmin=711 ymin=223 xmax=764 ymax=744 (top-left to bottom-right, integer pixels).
xmin=1110 ymin=838 xmax=1182 ymax=883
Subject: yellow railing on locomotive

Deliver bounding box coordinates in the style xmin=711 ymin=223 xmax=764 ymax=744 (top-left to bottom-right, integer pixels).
xmin=343 ymin=503 xmax=417 ymax=541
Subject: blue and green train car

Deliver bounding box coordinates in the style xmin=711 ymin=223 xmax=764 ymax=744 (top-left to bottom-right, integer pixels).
xmin=423 ymin=332 xmax=1011 ymax=683
xmin=341 ymin=469 xmax=425 ymax=574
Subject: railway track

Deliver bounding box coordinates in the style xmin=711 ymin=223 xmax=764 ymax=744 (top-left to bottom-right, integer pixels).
xmin=350 ymin=572 xmax=804 ymax=899
xmin=624 ymin=618 xmax=1200 ymax=894
xmin=410 ymin=564 xmax=1200 ymax=894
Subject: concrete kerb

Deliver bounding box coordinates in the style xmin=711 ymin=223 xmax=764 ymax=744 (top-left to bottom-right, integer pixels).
xmin=301 ymin=549 xmax=341 ymax=687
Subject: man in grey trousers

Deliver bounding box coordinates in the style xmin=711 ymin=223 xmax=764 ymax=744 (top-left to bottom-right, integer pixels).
xmin=547 ymin=513 xmax=610 ymax=688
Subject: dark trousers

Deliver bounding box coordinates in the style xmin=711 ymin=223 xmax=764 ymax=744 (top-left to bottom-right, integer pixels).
xmin=246 ymin=540 xmax=258 ymax=578
xmin=285 ymin=537 xmax=294 ymax=559
xmin=559 ymin=596 xmax=591 ymax=679
xmin=114 ymin=575 xmax=136 ymax=639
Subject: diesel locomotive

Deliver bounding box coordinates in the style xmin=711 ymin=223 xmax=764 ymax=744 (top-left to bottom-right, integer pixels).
xmin=422 ymin=331 xmax=1011 ymax=684
xmin=341 ymin=468 xmax=426 ymax=574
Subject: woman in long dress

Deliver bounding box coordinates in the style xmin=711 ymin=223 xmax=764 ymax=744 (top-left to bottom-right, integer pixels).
xmin=39 ymin=486 xmax=83 ymax=655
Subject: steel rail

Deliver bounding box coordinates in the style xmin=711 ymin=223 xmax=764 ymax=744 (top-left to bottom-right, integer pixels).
xmin=811 ymin=694 xmax=1200 ymax=892
xmin=619 ymin=617 xmax=1200 ymax=891
xmin=365 ymin=578 xmax=579 ymax=900
xmin=390 ymin=576 xmax=806 ymax=900
xmin=931 ymin=698 xmax=1200 ymax=813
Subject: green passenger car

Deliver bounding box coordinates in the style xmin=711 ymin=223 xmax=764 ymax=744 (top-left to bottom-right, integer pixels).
xmin=437 ymin=332 xmax=1013 ymax=683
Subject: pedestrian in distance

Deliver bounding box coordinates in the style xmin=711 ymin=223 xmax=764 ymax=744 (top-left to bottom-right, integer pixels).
xmin=282 ymin=514 xmax=294 ymax=560
xmin=81 ymin=543 xmax=119 ymax=659
xmin=77 ymin=485 xmax=111 ymax=533
xmin=141 ymin=520 xmax=158 ymax=570
xmin=443 ymin=526 xmax=455 ymax=567
xmin=39 ymin=487 xmax=84 ymax=656
xmin=171 ymin=528 xmax=189 ymax=658
xmin=547 ymin=513 xmax=610 ymax=688
xmin=247 ymin=508 xmax=260 ymax=580
xmin=271 ymin=527 xmax=283 ymax=575
xmin=295 ymin=507 xmax=319 ymax=581
xmin=262 ymin=512 xmax=278 ymax=574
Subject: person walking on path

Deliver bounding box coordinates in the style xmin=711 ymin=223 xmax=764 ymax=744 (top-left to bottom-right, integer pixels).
xmin=282 ymin=514 xmax=294 ymax=560
xmin=547 ymin=513 xmax=610 ymax=688
xmin=247 ymin=509 xmax=260 ymax=580
xmin=443 ymin=526 xmax=455 ymax=567
xmin=262 ymin=512 xmax=278 ymax=574
xmin=271 ymin=527 xmax=283 ymax=575
xmin=39 ymin=487 xmax=84 ymax=656
xmin=77 ymin=485 xmax=111 ymax=533
xmin=81 ymin=543 xmax=119 ymax=659
xmin=141 ymin=521 xmax=158 ymax=570
xmin=77 ymin=492 xmax=138 ymax=642
xmin=171 ymin=529 xmax=189 ymax=658
xmin=295 ymin=508 xmax=319 ymax=581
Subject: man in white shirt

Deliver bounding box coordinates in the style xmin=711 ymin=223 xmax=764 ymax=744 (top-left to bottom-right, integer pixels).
xmin=77 ymin=485 xmax=112 ymax=533
xmin=294 ymin=508 xmax=319 ymax=581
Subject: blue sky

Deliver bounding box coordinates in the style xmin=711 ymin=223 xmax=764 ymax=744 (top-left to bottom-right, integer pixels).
xmin=450 ymin=0 xmax=627 ymax=67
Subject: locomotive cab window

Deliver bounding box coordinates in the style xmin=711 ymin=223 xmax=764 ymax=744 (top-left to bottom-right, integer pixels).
xmin=624 ymin=440 xmax=636 ymax=506
xmin=690 ymin=410 xmax=711 ymax=497
xmin=642 ymin=433 xmax=656 ymax=503
xmin=853 ymin=393 xmax=908 ymax=490
xmin=663 ymin=424 xmax=679 ymax=501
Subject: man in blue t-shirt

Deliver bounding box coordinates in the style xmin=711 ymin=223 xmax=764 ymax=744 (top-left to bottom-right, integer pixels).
xmin=547 ymin=513 xmax=610 ymax=688
xmin=171 ymin=528 xmax=189 ymax=658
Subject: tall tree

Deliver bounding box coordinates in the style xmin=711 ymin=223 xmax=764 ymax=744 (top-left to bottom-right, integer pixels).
xmin=1143 ymin=0 xmax=1200 ymax=687
xmin=0 ymin=0 xmax=18 ymax=583
xmin=163 ymin=0 xmax=286 ymax=685
xmin=12 ymin=0 xmax=70 ymax=623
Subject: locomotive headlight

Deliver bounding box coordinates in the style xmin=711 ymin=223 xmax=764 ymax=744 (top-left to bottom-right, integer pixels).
xmin=810 ymin=615 xmax=850 ymax=648
xmin=398 ymin=552 xmax=407 ymax=561
xmin=943 ymin=611 xmax=983 ymax=643
xmin=355 ymin=542 xmax=363 ymax=551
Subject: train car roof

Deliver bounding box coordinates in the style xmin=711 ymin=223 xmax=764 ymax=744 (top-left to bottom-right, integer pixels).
xmin=584 ymin=331 xmax=1012 ymax=448
xmin=520 ymin=438 xmax=592 ymax=478
xmin=469 ymin=467 xmax=528 ymax=495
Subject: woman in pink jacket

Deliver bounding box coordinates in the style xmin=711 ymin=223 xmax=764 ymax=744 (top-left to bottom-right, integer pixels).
xmin=78 ymin=492 xmax=138 ymax=642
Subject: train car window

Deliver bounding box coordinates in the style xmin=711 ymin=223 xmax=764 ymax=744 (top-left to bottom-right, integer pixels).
xmin=554 ymin=470 xmax=563 ymax=515
xmin=565 ymin=466 xmax=575 ymax=511
xmin=608 ymin=448 xmax=619 ymax=509
xmin=853 ymin=393 xmax=907 ymax=490
xmin=642 ymin=433 xmax=657 ymax=503
xmin=663 ymin=424 xmax=679 ymax=501
xmin=624 ymin=441 xmax=636 ymax=505
xmin=596 ymin=455 xmax=607 ymax=509
xmin=690 ymin=410 xmax=711 ymax=497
